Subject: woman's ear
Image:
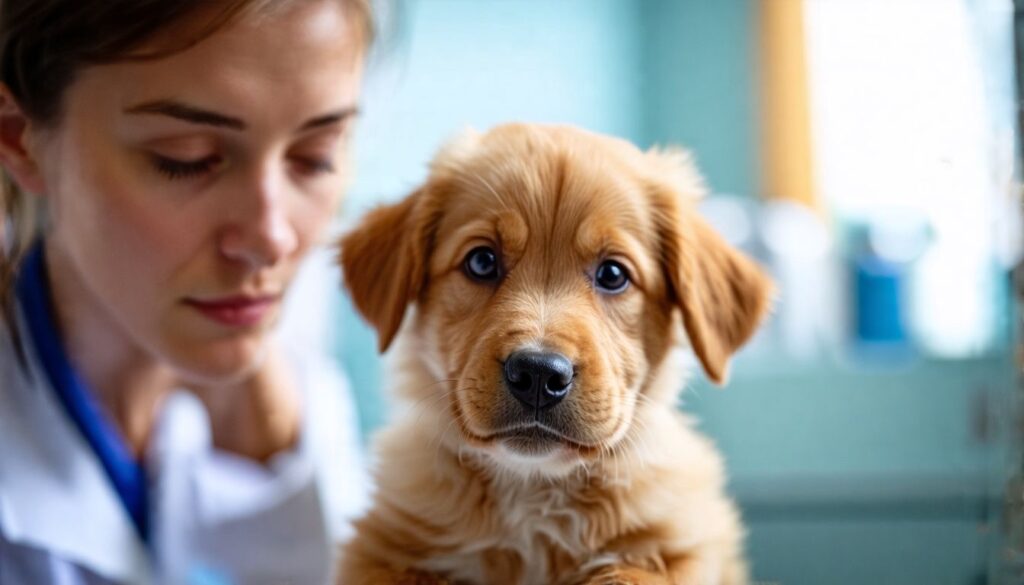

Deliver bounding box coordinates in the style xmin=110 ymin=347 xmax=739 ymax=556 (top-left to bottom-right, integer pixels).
xmin=0 ymin=85 xmax=45 ymax=196
xmin=647 ymin=149 xmax=774 ymax=385
xmin=338 ymin=188 xmax=434 ymax=353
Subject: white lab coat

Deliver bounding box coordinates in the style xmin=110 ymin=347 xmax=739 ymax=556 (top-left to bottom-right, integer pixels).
xmin=0 ymin=304 xmax=370 ymax=585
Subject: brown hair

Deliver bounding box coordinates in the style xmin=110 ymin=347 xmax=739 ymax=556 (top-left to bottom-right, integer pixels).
xmin=0 ymin=0 xmax=373 ymax=338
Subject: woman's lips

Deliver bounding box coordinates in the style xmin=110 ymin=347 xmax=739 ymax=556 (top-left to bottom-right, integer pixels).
xmin=184 ymin=295 xmax=279 ymax=327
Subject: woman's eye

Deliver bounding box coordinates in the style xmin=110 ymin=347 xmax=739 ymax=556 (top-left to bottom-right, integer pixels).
xmin=594 ymin=260 xmax=630 ymax=294
xmin=464 ymin=246 xmax=500 ymax=282
xmin=292 ymin=156 xmax=335 ymax=176
xmin=152 ymin=154 xmax=220 ymax=180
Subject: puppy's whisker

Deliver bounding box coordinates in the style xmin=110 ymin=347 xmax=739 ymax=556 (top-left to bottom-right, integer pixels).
xmin=630 ymin=424 xmax=655 ymax=467
xmin=405 ymin=376 xmax=476 ymax=416
xmin=406 ymin=383 xmax=457 ymax=410
xmin=620 ymin=428 xmax=650 ymax=476
xmin=406 ymin=387 xmax=459 ymax=428
xmin=431 ymin=414 xmax=464 ymax=466
xmin=623 ymin=401 xmax=654 ymax=454
xmin=412 ymin=384 xmax=472 ymax=463
xmin=427 ymin=383 xmax=491 ymax=467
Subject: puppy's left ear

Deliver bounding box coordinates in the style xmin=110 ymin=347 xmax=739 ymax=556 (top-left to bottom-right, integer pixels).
xmin=339 ymin=129 xmax=479 ymax=353
xmin=648 ymin=149 xmax=774 ymax=385
xmin=338 ymin=188 xmax=434 ymax=353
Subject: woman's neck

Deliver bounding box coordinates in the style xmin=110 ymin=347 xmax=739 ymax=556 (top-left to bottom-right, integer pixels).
xmin=44 ymin=240 xmax=177 ymax=457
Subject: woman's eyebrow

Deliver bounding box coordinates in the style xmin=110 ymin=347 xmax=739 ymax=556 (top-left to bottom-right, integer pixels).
xmin=298 ymin=106 xmax=359 ymax=132
xmin=124 ymin=99 xmax=359 ymax=133
xmin=124 ymin=99 xmax=245 ymax=130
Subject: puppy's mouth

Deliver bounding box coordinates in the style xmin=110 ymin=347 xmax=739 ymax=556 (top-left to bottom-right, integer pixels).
xmin=487 ymin=422 xmax=597 ymax=457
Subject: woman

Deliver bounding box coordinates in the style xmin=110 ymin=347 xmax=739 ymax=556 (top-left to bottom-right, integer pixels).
xmin=0 ymin=1 xmax=372 ymax=583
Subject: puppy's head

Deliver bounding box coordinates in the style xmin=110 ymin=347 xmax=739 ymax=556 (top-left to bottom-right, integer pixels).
xmin=341 ymin=124 xmax=772 ymax=476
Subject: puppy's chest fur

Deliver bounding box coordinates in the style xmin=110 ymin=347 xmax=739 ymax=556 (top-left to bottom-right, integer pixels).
xmin=354 ymin=404 xmax=741 ymax=585
xmin=419 ymin=471 xmax=625 ymax=585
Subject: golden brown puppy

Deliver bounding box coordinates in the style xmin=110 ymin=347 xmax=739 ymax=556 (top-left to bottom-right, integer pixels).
xmin=337 ymin=124 xmax=773 ymax=585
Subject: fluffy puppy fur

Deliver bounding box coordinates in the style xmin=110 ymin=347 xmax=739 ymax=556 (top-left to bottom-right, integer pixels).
xmin=337 ymin=124 xmax=773 ymax=585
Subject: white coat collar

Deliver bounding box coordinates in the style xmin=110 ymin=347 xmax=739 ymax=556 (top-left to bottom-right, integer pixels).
xmin=0 ymin=310 xmax=153 ymax=583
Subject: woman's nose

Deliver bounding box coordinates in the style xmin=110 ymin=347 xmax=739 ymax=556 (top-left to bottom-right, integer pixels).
xmin=219 ymin=178 xmax=299 ymax=269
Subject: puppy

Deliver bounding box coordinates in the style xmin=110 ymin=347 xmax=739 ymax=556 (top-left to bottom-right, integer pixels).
xmin=337 ymin=124 xmax=772 ymax=585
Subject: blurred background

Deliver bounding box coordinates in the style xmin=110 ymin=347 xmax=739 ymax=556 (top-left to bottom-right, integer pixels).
xmin=307 ymin=0 xmax=1024 ymax=583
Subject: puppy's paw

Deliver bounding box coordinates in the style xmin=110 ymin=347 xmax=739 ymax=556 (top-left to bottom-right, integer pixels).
xmin=580 ymin=566 xmax=668 ymax=585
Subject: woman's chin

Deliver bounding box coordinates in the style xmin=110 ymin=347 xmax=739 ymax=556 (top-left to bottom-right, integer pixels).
xmin=167 ymin=336 xmax=270 ymax=387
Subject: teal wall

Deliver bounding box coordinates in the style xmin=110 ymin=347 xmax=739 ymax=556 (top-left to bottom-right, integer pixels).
xmin=348 ymin=0 xmax=646 ymax=212
xmin=640 ymin=0 xmax=758 ymax=197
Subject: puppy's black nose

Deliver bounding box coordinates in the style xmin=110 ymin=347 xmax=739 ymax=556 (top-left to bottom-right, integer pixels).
xmin=503 ymin=350 xmax=574 ymax=409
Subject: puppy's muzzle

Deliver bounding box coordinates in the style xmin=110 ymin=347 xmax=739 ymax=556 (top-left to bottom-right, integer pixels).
xmin=503 ymin=350 xmax=574 ymax=410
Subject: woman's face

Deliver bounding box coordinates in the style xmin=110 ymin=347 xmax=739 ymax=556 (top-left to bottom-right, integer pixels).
xmin=32 ymin=1 xmax=364 ymax=384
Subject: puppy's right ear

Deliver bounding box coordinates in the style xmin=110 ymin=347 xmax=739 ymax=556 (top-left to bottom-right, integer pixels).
xmin=646 ymin=148 xmax=774 ymax=385
xmin=339 ymin=189 xmax=431 ymax=352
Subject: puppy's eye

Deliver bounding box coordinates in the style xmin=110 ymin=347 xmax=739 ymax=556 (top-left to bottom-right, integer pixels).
xmin=464 ymin=246 xmax=500 ymax=282
xmin=594 ymin=260 xmax=630 ymax=294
